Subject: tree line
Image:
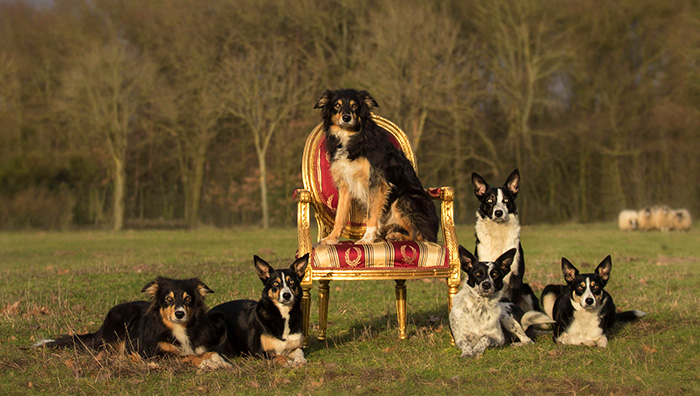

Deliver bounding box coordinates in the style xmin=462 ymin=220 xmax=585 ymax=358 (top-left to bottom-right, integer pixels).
xmin=0 ymin=0 xmax=698 ymax=230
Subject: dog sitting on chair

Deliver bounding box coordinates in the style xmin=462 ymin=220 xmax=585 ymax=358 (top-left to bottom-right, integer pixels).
xmin=314 ymin=88 xmax=439 ymax=245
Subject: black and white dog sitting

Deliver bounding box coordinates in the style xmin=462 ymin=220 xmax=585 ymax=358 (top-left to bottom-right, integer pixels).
xmin=449 ymin=246 xmax=553 ymax=358
xmin=541 ymin=256 xmax=646 ymax=347
xmin=208 ymin=254 xmax=309 ymax=366
xmin=472 ymin=169 xmax=539 ymax=312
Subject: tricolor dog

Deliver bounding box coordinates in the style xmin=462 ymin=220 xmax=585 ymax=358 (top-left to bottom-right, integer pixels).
xmin=471 ymin=169 xmax=539 ymax=312
xmin=208 ymin=254 xmax=309 ymax=366
xmin=541 ymin=256 xmax=646 ymax=347
xmin=314 ymin=89 xmax=439 ymax=244
xmin=449 ymin=246 xmax=553 ymax=358
xmin=33 ymin=277 xmax=229 ymax=369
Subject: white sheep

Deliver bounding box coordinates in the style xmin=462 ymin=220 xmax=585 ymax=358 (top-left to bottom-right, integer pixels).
xmin=670 ymin=209 xmax=692 ymax=231
xmin=637 ymin=207 xmax=654 ymax=231
xmin=618 ymin=210 xmax=638 ymax=231
xmin=651 ymin=205 xmax=673 ymax=232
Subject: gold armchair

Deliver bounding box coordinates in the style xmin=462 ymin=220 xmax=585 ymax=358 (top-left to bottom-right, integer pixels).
xmin=294 ymin=115 xmax=461 ymax=345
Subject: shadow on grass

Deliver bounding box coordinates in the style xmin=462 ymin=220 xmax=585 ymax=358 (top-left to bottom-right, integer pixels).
xmin=303 ymin=306 xmax=451 ymax=355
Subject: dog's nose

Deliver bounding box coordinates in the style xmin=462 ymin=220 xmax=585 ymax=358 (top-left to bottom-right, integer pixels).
xmin=175 ymin=310 xmax=185 ymax=319
xmin=482 ymin=282 xmax=491 ymax=290
xmin=283 ymin=292 xmax=292 ymax=301
xmin=585 ymin=298 xmax=594 ymax=306
xmin=494 ymin=210 xmax=503 ymax=218
xmin=342 ymin=114 xmax=352 ymax=123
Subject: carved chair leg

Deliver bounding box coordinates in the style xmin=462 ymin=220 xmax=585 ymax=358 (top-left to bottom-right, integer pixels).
xmin=395 ymin=279 xmax=407 ymax=340
xmin=447 ymin=282 xmax=459 ymax=345
xmin=318 ymin=280 xmax=331 ymax=341
xmin=301 ymin=283 xmax=312 ymax=348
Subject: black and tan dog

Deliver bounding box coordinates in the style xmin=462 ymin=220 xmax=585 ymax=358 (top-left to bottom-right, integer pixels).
xmin=314 ymin=88 xmax=439 ymax=244
xmin=33 ymin=277 xmax=229 ymax=369
xmin=208 ymin=254 xmax=309 ymax=366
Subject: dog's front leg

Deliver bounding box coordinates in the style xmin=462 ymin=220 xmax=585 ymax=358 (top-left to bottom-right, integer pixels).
xmin=357 ymin=182 xmax=389 ymax=244
xmin=500 ymin=313 xmax=533 ymax=346
xmin=320 ymin=184 xmax=352 ymax=245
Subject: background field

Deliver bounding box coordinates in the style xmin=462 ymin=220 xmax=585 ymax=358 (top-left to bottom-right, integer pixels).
xmin=1 ymin=224 xmax=699 ymax=395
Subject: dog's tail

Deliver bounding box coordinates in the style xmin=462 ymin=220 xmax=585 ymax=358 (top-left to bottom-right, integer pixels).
xmin=616 ymin=310 xmax=646 ymax=322
xmin=32 ymin=332 xmax=101 ymax=350
xmin=520 ymin=310 xmax=555 ymax=332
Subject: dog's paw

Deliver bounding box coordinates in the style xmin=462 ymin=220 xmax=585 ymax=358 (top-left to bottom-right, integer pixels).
xmin=384 ymin=232 xmax=409 ymax=242
xmin=191 ymin=352 xmax=232 ymax=370
xmin=319 ymin=236 xmax=339 ymax=245
xmin=287 ymin=349 xmax=307 ymax=367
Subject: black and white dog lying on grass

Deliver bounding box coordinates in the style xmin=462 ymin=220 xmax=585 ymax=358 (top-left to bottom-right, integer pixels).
xmin=449 ymin=246 xmax=553 ymax=358
xmin=541 ymin=256 xmax=646 ymax=347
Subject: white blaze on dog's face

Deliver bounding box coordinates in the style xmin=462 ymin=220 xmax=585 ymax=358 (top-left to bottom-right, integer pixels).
xmin=562 ymin=256 xmax=611 ymax=310
xmin=471 ymin=170 xmax=520 ymax=224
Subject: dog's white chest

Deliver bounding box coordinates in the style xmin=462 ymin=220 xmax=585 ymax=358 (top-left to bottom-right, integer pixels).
xmin=171 ymin=324 xmax=194 ymax=355
xmin=450 ymin=288 xmax=504 ymax=343
xmin=475 ymin=214 xmax=521 ymax=279
xmin=557 ymin=302 xmax=607 ymax=347
xmin=330 ymin=155 xmax=370 ymax=204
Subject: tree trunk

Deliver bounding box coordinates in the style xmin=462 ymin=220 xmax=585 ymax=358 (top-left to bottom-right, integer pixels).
xmin=113 ymin=155 xmax=125 ymax=231
xmin=258 ymin=149 xmax=269 ymax=229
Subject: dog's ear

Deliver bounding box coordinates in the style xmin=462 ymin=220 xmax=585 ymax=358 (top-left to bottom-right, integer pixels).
xmin=504 ymin=169 xmax=520 ymax=196
xmin=357 ymin=90 xmax=379 ymax=109
xmin=141 ymin=278 xmax=161 ymax=299
xmin=471 ymin=172 xmax=488 ymax=198
xmin=195 ymin=280 xmax=214 ymax=298
xmin=496 ymin=248 xmax=517 ymax=275
xmin=254 ymin=255 xmax=274 ymax=283
xmin=595 ymin=255 xmax=612 ymax=285
xmin=314 ymin=90 xmax=333 ymax=109
xmin=290 ymin=253 xmax=309 ymax=279
xmin=561 ymin=258 xmax=579 ymax=284
xmin=458 ymin=245 xmax=477 ymax=273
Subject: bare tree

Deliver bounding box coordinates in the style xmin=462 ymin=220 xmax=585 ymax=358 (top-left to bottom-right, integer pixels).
xmin=220 ymin=43 xmax=310 ymax=229
xmin=60 ymin=40 xmax=154 ymax=230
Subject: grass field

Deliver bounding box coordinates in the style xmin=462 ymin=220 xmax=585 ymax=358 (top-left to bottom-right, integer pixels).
xmin=1 ymin=224 xmax=699 ymax=395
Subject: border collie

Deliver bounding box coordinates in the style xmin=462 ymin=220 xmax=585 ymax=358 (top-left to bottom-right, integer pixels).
xmin=449 ymin=246 xmax=553 ymax=358
xmin=33 ymin=277 xmax=229 ymax=369
xmin=314 ymin=89 xmax=439 ymax=244
xmin=541 ymin=256 xmax=646 ymax=347
xmin=471 ymin=169 xmax=539 ymax=312
xmin=208 ymin=254 xmax=309 ymax=366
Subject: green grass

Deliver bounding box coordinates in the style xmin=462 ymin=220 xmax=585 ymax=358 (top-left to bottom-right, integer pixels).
xmin=1 ymin=224 xmax=699 ymax=395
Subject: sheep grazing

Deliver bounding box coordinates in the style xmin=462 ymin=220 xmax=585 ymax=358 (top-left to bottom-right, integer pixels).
xmin=618 ymin=210 xmax=638 ymax=231
xmin=670 ymin=209 xmax=692 ymax=231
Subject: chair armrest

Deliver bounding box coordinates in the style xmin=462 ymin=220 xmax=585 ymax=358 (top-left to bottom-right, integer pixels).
xmin=430 ymin=187 xmax=461 ymax=289
xmin=294 ymin=189 xmax=313 ymax=258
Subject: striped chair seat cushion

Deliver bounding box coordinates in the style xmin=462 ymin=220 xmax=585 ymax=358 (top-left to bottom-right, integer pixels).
xmin=311 ymin=240 xmax=449 ymax=270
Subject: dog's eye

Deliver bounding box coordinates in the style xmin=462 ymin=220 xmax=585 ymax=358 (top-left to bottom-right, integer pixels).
xmin=289 ymin=280 xmax=295 ymax=285
xmin=490 ymin=271 xmax=498 ymax=278
xmin=165 ymin=296 xmax=173 ymax=303
xmin=503 ymin=198 xmax=509 ymax=203
xmin=351 ymin=103 xmax=357 ymax=110
xmin=184 ymin=295 xmax=192 ymax=303
xmin=273 ymin=282 xmax=280 ymax=288
xmin=475 ymin=271 xmax=483 ymax=278
xmin=334 ymin=103 xmax=341 ymax=109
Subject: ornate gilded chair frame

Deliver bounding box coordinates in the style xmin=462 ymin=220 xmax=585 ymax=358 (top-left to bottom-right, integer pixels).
xmin=294 ymin=115 xmax=461 ymax=345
